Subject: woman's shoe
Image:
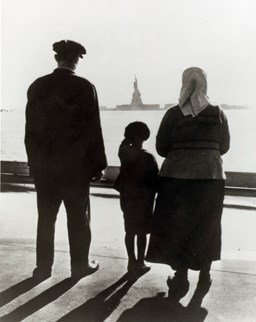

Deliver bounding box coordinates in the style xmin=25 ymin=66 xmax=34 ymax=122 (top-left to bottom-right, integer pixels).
xmin=167 ymin=274 xmax=190 ymax=301
xmin=197 ymin=273 xmax=212 ymax=294
xmin=187 ymin=274 xmax=212 ymax=308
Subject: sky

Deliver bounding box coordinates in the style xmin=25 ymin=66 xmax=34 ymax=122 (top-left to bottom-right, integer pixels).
xmin=1 ymin=0 xmax=256 ymax=110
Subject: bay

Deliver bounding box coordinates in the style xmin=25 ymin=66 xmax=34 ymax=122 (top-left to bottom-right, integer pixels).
xmin=1 ymin=109 xmax=256 ymax=172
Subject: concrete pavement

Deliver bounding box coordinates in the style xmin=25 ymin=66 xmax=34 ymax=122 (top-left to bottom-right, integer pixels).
xmin=0 ymin=186 xmax=256 ymax=321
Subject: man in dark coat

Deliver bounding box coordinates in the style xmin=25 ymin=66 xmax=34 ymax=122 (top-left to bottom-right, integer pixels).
xmin=25 ymin=40 xmax=107 ymax=280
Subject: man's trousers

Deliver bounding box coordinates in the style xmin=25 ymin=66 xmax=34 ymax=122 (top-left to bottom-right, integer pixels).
xmin=33 ymin=172 xmax=91 ymax=274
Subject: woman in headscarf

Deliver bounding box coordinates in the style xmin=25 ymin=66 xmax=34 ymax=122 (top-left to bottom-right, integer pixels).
xmin=146 ymin=67 xmax=230 ymax=301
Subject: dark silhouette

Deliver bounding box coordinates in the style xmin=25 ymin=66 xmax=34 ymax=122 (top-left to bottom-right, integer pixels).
xmin=147 ymin=67 xmax=230 ymax=301
xmin=24 ymin=40 xmax=107 ymax=280
xmin=117 ymin=292 xmax=208 ymax=322
xmin=0 ymin=273 xmax=210 ymax=322
xmin=114 ymin=122 xmax=158 ymax=274
xmin=0 ymin=278 xmax=78 ymax=322
xmin=57 ymin=272 xmax=147 ymax=322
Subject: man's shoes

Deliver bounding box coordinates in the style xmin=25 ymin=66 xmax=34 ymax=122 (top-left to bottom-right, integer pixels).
xmin=71 ymin=260 xmax=99 ymax=280
xmin=32 ymin=267 xmax=52 ymax=281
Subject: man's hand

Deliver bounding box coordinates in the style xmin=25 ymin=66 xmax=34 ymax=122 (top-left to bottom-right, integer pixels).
xmin=91 ymin=171 xmax=104 ymax=182
xmin=29 ymin=166 xmax=35 ymax=177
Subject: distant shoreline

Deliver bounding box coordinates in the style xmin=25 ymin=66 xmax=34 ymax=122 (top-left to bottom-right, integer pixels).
xmin=0 ymin=105 xmax=252 ymax=112
xmin=100 ymin=104 xmax=251 ymax=111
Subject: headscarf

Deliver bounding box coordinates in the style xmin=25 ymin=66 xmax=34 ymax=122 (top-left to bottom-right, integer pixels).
xmin=179 ymin=67 xmax=210 ymax=117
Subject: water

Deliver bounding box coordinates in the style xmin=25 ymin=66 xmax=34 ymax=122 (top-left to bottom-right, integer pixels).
xmin=1 ymin=109 xmax=256 ymax=172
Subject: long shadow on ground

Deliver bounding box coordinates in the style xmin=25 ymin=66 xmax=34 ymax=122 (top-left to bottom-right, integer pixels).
xmin=117 ymin=292 xmax=208 ymax=322
xmin=117 ymin=282 xmax=211 ymax=322
xmin=58 ymin=271 xmax=148 ymax=322
xmin=0 ymin=277 xmax=44 ymax=308
xmin=0 ymin=278 xmax=78 ymax=322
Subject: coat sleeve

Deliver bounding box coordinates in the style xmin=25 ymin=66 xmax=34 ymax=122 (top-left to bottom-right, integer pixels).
xmin=219 ymin=109 xmax=230 ymax=155
xmin=85 ymin=85 xmax=107 ymax=174
xmin=156 ymin=110 xmax=173 ymax=157
xmin=24 ymin=84 xmax=41 ymax=167
xmin=144 ymin=154 xmax=159 ymax=191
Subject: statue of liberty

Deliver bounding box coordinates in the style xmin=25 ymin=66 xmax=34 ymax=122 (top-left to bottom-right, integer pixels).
xmin=131 ymin=76 xmax=143 ymax=106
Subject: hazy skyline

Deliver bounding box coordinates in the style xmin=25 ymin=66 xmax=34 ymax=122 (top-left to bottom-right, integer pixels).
xmin=2 ymin=0 xmax=256 ymax=110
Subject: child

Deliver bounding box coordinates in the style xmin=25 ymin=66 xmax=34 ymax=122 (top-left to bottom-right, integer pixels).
xmin=114 ymin=121 xmax=159 ymax=274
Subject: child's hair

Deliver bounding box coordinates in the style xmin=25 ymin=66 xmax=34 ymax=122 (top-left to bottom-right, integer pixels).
xmin=124 ymin=121 xmax=150 ymax=142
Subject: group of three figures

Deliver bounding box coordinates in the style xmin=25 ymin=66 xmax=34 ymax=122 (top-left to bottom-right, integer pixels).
xmin=25 ymin=39 xmax=230 ymax=302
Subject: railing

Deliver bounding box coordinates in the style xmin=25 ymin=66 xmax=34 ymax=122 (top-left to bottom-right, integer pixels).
xmin=1 ymin=161 xmax=118 ymax=188
xmin=1 ymin=161 xmax=256 ymax=197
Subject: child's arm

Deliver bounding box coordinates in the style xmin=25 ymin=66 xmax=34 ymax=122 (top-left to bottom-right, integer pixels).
xmin=144 ymin=154 xmax=159 ymax=191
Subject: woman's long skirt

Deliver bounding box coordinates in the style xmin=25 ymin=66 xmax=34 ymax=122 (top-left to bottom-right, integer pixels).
xmin=146 ymin=178 xmax=225 ymax=271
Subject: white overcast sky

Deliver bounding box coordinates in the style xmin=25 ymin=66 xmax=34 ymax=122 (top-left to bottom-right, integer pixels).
xmin=1 ymin=0 xmax=256 ymax=109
